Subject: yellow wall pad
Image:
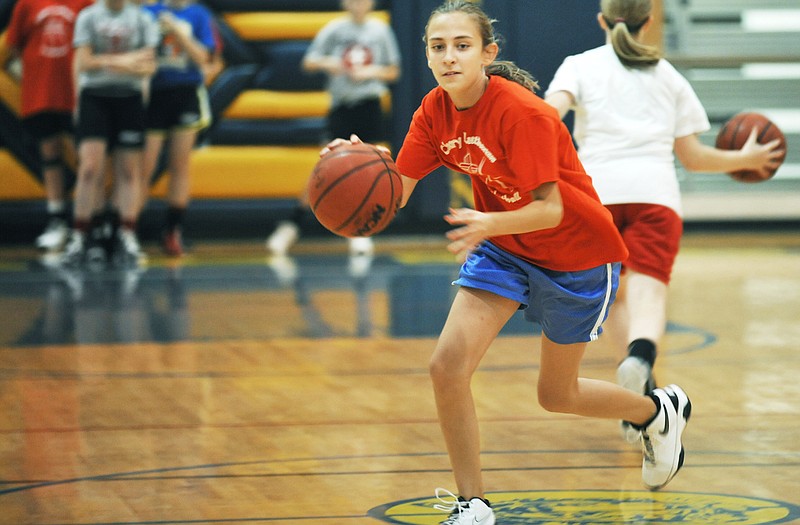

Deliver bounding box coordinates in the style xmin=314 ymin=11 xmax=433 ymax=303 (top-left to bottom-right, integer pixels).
xmin=0 ymin=32 xmax=21 ymax=115
xmin=224 ymin=90 xmax=331 ymax=119
xmin=0 ymin=59 xmax=21 ymax=117
xmin=172 ymin=145 xmax=321 ymax=198
xmin=0 ymin=150 xmax=42 ymax=200
xmin=222 ymin=11 xmax=390 ymax=41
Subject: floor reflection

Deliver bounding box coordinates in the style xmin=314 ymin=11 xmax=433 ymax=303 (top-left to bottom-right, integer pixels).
xmin=0 ymin=247 xmax=540 ymax=347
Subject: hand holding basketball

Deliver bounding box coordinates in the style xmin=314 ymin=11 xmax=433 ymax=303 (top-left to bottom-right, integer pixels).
xmin=308 ymin=137 xmax=402 ymax=238
xmin=715 ymin=112 xmax=787 ymax=183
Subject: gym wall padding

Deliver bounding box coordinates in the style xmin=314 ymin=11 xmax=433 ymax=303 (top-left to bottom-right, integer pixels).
xmin=251 ymin=40 xmax=326 ymax=91
xmin=0 ymin=150 xmax=43 ymax=199
xmin=224 ymin=90 xmax=330 ymax=119
xmin=222 ymin=11 xmax=390 ymax=41
xmin=0 ymin=1 xmax=604 ymax=234
xmin=207 ymin=119 xmax=327 ymax=146
xmin=0 ymin=33 xmax=20 ymax=116
xmin=182 ymin=146 xmax=321 ymax=199
xmin=189 ymin=8 xmax=395 ymax=201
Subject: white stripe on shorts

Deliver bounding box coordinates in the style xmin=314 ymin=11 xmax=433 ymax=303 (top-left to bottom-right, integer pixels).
xmin=589 ymin=263 xmax=614 ymax=342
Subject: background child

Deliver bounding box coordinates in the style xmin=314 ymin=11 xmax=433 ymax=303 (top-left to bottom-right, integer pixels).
xmin=545 ymin=0 xmax=782 ymax=443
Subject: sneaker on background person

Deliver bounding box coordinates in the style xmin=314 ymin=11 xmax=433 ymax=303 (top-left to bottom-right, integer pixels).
xmin=162 ymin=227 xmax=184 ymax=257
xmin=60 ymin=230 xmax=86 ymax=267
xmin=115 ymin=228 xmax=146 ymax=267
xmin=268 ymin=254 xmax=299 ymax=287
xmin=36 ymin=217 xmax=70 ymax=250
xmin=348 ymin=236 xmax=374 ymax=257
xmin=267 ymin=221 xmax=300 ymax=256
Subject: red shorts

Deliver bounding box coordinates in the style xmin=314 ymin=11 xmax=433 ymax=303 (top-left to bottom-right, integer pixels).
xmin=607 ymin=203 xmax=683 ymax=285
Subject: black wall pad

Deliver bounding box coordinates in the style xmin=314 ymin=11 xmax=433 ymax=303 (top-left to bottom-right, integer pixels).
xmin=207 ymin=118 xmax=326 ymax=146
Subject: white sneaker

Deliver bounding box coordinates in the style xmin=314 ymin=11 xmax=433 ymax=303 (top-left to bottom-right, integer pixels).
xmin=434 ymin=488 xmax=495 ymax=525
xmin=618 ymin=356 xmax=655 ymax=444
xmin=348 ymin=253 xmax=373 ymax=278
xmin=60 ymin=230 xmax=86 ymax=267
xmin=268 ymin=255 xmax=298 ymax=286
xmin=37 ymin=218 xmax=69 ymax=250
xmin=348 ymin=236 xmax=374 ymax=257
xmin=641 ymin=384 xmax=691 ymax=490
xmin=115 ymin=229 xmax=146 ymax=267
xmin=267 ymin=221 xmax=299 ymax=256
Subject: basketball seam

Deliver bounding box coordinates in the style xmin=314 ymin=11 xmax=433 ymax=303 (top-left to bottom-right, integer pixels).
xmin=309 ymin=144 xmax=401 ymax=236
xmin=334 ymin=167 xmax=389 ymax=233
xmin=309 ymin=157 xmax=389 ymax=212
xmin=717 ymin=113 xmax=786 ymax=182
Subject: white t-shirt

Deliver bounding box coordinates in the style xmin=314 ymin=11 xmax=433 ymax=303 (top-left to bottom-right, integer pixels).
xmin=304 ymin=17 xmax=401 ymax=109
xmin=546 ymin=44 xmax=710 ymax=215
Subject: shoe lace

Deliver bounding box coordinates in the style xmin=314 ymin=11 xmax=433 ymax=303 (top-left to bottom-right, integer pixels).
xmin=641 ymin=431 xmax=655 ymax=465
xmin=434 ymin=487 xmax=470 ymax=523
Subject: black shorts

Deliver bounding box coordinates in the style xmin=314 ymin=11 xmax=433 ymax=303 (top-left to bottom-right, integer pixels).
xmin=75 ymin=88 xmax=146 ymax=149
xmin=328 ymin=97 xmax=385 ymax=143
xmin=146 ymin=84 xmax=211 ymax=133
xmin=22 ymin=112 xmax=73 ymax=141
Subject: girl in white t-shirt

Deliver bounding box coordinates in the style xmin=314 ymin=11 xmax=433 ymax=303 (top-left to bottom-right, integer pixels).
xmin=545 ymin=0 xmax=783 ymax=443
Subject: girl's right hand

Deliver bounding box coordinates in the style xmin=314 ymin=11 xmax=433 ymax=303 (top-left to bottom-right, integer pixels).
xmin=740 ymin=127 xmax=785 ymax=178
xmin=319 ymin=134 xmax=363 ymax=157
xmin=319 ymin=134 xmax=391 ymax=157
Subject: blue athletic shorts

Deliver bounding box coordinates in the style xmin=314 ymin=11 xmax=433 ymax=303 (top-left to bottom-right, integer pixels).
xmin=453 ymin=242 xmax=620 ymax=344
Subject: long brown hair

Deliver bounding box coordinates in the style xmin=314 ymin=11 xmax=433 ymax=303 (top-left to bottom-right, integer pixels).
xmin=600 ymin=0 xmax=661 ymax=68
xmin=424 ymin=0 xmax=539 ymax=93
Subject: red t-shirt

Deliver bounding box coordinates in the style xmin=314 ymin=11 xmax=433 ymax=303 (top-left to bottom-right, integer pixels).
xmin=5 ymin=0 xmax=93 ymax=117
xmin=396 ymin=75 xmax=628 ymax=271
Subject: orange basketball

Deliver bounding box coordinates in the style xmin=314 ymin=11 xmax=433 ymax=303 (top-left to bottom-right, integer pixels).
xmin=308 ymin=143 xmax=402 ymax=238
xmin=715 ymin=112 xmax=786 ymax=183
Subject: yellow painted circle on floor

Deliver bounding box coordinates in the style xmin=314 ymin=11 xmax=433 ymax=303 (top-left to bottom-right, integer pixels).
xmin=369 ymin=490 xmax=799 ymax=524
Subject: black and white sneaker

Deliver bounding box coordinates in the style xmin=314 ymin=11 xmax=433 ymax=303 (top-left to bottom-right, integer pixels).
xmin=36 ymin=218 xmax=69 ymax=250
xmin=433 ymin=488 xmax=495 ymax=525
xmin=60 ymin=231 xmax=86 ymax=267
xmin=113 ymin=229 xmax=146 ymax=267
xmin=641 ymin=384 xmax=691 ymax=490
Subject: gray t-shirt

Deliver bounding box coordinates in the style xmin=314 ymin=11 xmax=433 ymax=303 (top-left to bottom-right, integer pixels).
xmin=304 ymin=17 xmax=401 ymax=109
xmin=73 ymin=2 xmax=160 ymax=93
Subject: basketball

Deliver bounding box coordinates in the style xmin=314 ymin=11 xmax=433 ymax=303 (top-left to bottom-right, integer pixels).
xmin=308 ymin=143 xmax=403 ymax=238
xmin=715 ymin=112 xmax=787 ymax=183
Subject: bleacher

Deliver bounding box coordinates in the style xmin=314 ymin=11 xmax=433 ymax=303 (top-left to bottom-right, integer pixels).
xmin=152 ymin=0 xmax=392 ymax=201
xmin=1 ymin=0 xmax=797 ymax=242
xmin=663 ymin=0 xmax=800 ymax=220
xmin=0 ymin=0 xmax=393 ymax=203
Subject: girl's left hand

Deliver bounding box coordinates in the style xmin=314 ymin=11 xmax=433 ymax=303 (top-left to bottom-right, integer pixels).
xmin=444 ymin=207 xmax=493 ymax=262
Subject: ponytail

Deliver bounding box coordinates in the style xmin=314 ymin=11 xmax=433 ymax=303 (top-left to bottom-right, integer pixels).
xmin=486 ymin=60 xmax=539 ymax=93
xmin=607 ymin=18 xmax=660 ymax=68
xmin=600 ymin=0 xmax=661 ymax=69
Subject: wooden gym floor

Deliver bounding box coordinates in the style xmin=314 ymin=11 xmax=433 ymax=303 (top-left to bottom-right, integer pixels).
xmin=1 ymin=229 xmax=799 ymax=525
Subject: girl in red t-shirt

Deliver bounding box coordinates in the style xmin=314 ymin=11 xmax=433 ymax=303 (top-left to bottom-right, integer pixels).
xmin=5 ymin=0 xmax=94 ymax=250
xmin=322 ymin=3 xmax=691 ymax=522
